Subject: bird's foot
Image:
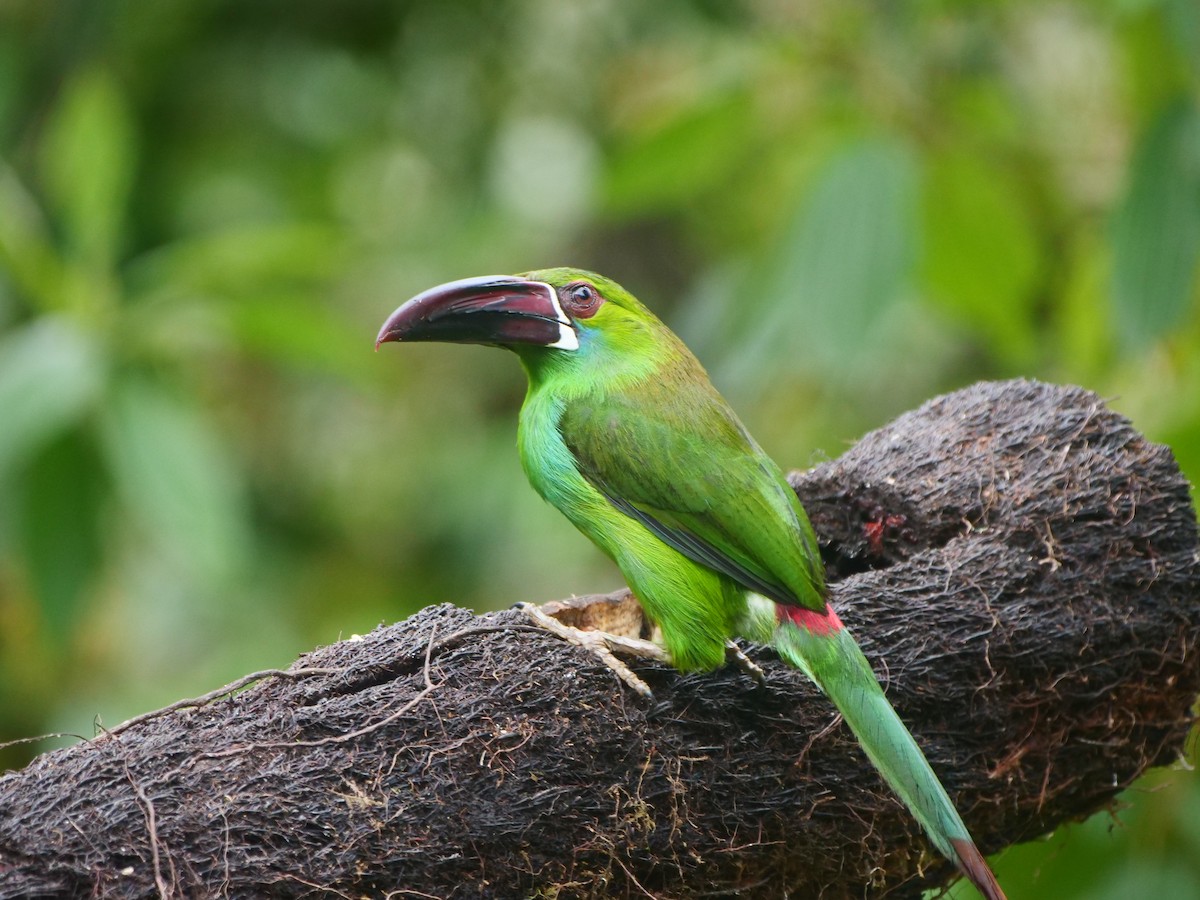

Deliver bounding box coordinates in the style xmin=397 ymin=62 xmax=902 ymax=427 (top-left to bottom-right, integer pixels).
xmin=516 ymin=601 xmax=669 ymax=699
xmin=725 ymin=640 xmax=766 ymax=686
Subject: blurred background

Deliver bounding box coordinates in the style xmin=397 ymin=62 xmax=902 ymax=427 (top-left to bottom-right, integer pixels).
xmin=0 ymin=0 xmax=1197 ymax=896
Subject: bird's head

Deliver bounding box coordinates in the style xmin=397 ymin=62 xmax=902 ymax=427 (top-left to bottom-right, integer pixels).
xmin=375 ymin=268 xmax=659 ymax=362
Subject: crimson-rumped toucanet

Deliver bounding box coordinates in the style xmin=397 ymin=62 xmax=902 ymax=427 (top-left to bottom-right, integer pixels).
xmin=377 ymin=268 xmax=1005 ymax=900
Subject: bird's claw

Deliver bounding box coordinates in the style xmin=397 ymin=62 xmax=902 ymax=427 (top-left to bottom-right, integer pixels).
xmin=725 ymin=640 xmax=767 ymax=686
xmin=516 ymin=601 xmax=668 ymax=699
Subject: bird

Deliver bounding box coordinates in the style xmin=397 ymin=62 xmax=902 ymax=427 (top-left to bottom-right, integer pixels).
xmin=376 ymin=267 xmax=1005 ymax=900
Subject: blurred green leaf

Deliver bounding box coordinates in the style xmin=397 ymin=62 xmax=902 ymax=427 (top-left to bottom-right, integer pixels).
xmin=1176 ymin=763 xmax=1200 ymax=855
xmin=724 ymin=137 xmax=918 ymax=385
xmin=224 ymin=291 xmax=376 ymax=381
xmin=0 ymin=33 xmax=20 ymax=147
xmin=0 ymin=165 xmax=66 ymax=311
xmin=922 ymin=151 xmax=1041 ymax=364
xmin=1111 ymin=98 xmax=1200 ymax=348
xmin=0 ymin=318 xmax=103 ymax=481
xmin=781 ymin=138 xmax=918 ymax=344
xmin=1120 ymin=4 xmax=1196 ymax=119
xmin=1164 ymin=0 xmax=1200 ymax=77
xmin=17 ymin=431 xmax=105 ymax=644
xmin=1090 ymin=861 xmax=1200 ymax=900
xmin=604 ymin=92 xmax=755 ymax=217
xmin=126 ymin=223 xmax=344 ymax=299
xmin=100 ymin=375 xmax=249 ymax=582
xmin=40 ymin=67 xmax=135 ymax=276
xmin=1053 ymin=232 xmax=1113 ymax=381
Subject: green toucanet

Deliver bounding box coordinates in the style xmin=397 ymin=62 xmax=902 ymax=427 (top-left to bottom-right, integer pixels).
xmin=376 ymin=268 xmax=1005 ymax=900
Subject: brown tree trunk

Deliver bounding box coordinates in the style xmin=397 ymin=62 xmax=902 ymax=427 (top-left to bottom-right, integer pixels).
xmin=1 ymin=380 xmax=1197 ymax=899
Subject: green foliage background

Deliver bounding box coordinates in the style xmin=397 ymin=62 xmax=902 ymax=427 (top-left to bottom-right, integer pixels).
xmin=0 ymin=1 xmax=1197 ymax=896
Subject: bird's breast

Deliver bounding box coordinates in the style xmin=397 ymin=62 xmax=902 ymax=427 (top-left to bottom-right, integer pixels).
xmin=517 ymin=390 xmax=628 ymax=557
xmin=518 ymin=393 xmax=587 ymax=506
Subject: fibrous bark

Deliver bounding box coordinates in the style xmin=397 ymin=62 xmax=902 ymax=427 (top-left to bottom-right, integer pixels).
xmin=0 ymin=379 xmax=1197 ymax=898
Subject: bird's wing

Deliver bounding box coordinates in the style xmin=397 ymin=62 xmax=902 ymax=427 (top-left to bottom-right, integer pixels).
xmin=559 ymin=385 xmax=825 ymax=611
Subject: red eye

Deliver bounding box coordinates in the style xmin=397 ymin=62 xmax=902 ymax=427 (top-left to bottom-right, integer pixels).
xmin=563 ymin=282 xmax=602 ymax=318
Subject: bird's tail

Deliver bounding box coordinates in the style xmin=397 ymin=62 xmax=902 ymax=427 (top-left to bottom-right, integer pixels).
xmin=773 ymin=604 xmax=1005 ymax=900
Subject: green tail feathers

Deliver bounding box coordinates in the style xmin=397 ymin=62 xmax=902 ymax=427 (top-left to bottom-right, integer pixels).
xmin=774 ymin=620 xmax=1005 ymax=900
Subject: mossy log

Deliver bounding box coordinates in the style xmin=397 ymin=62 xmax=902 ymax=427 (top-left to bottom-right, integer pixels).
xmin=1 ymin=379 xmax=1197 ymax=898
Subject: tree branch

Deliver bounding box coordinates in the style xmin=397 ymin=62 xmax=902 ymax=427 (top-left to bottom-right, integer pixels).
xmin=1 ymin=380 xmax=1197 ymax=899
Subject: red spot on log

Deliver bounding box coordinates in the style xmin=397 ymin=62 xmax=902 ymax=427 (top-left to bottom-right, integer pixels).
xmin=864 ymin=509 xmax=908 ymax=555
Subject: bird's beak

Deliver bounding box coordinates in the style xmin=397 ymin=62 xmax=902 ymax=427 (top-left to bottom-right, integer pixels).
xmin=375 ymin=275 xmax=579 ymax=351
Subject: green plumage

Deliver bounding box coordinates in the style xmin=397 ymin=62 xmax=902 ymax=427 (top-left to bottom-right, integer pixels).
xmin=514 ymin=270 xmax=825 ymax=668
xmin=377 ymin=267 xmax=1004 ymax=900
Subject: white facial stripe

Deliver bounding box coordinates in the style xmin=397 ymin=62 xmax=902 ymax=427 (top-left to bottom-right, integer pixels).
xmin=549 ymin=327 xmax=579 ymax=350
xmin=537 ymin=281 xmax=579 ymax=351
xmin=538 ymin=281 xmax=571 ymax=325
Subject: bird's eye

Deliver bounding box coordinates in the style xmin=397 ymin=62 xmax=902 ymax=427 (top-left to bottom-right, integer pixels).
xmin=562 ymin=282 xmax=603 ymax=318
